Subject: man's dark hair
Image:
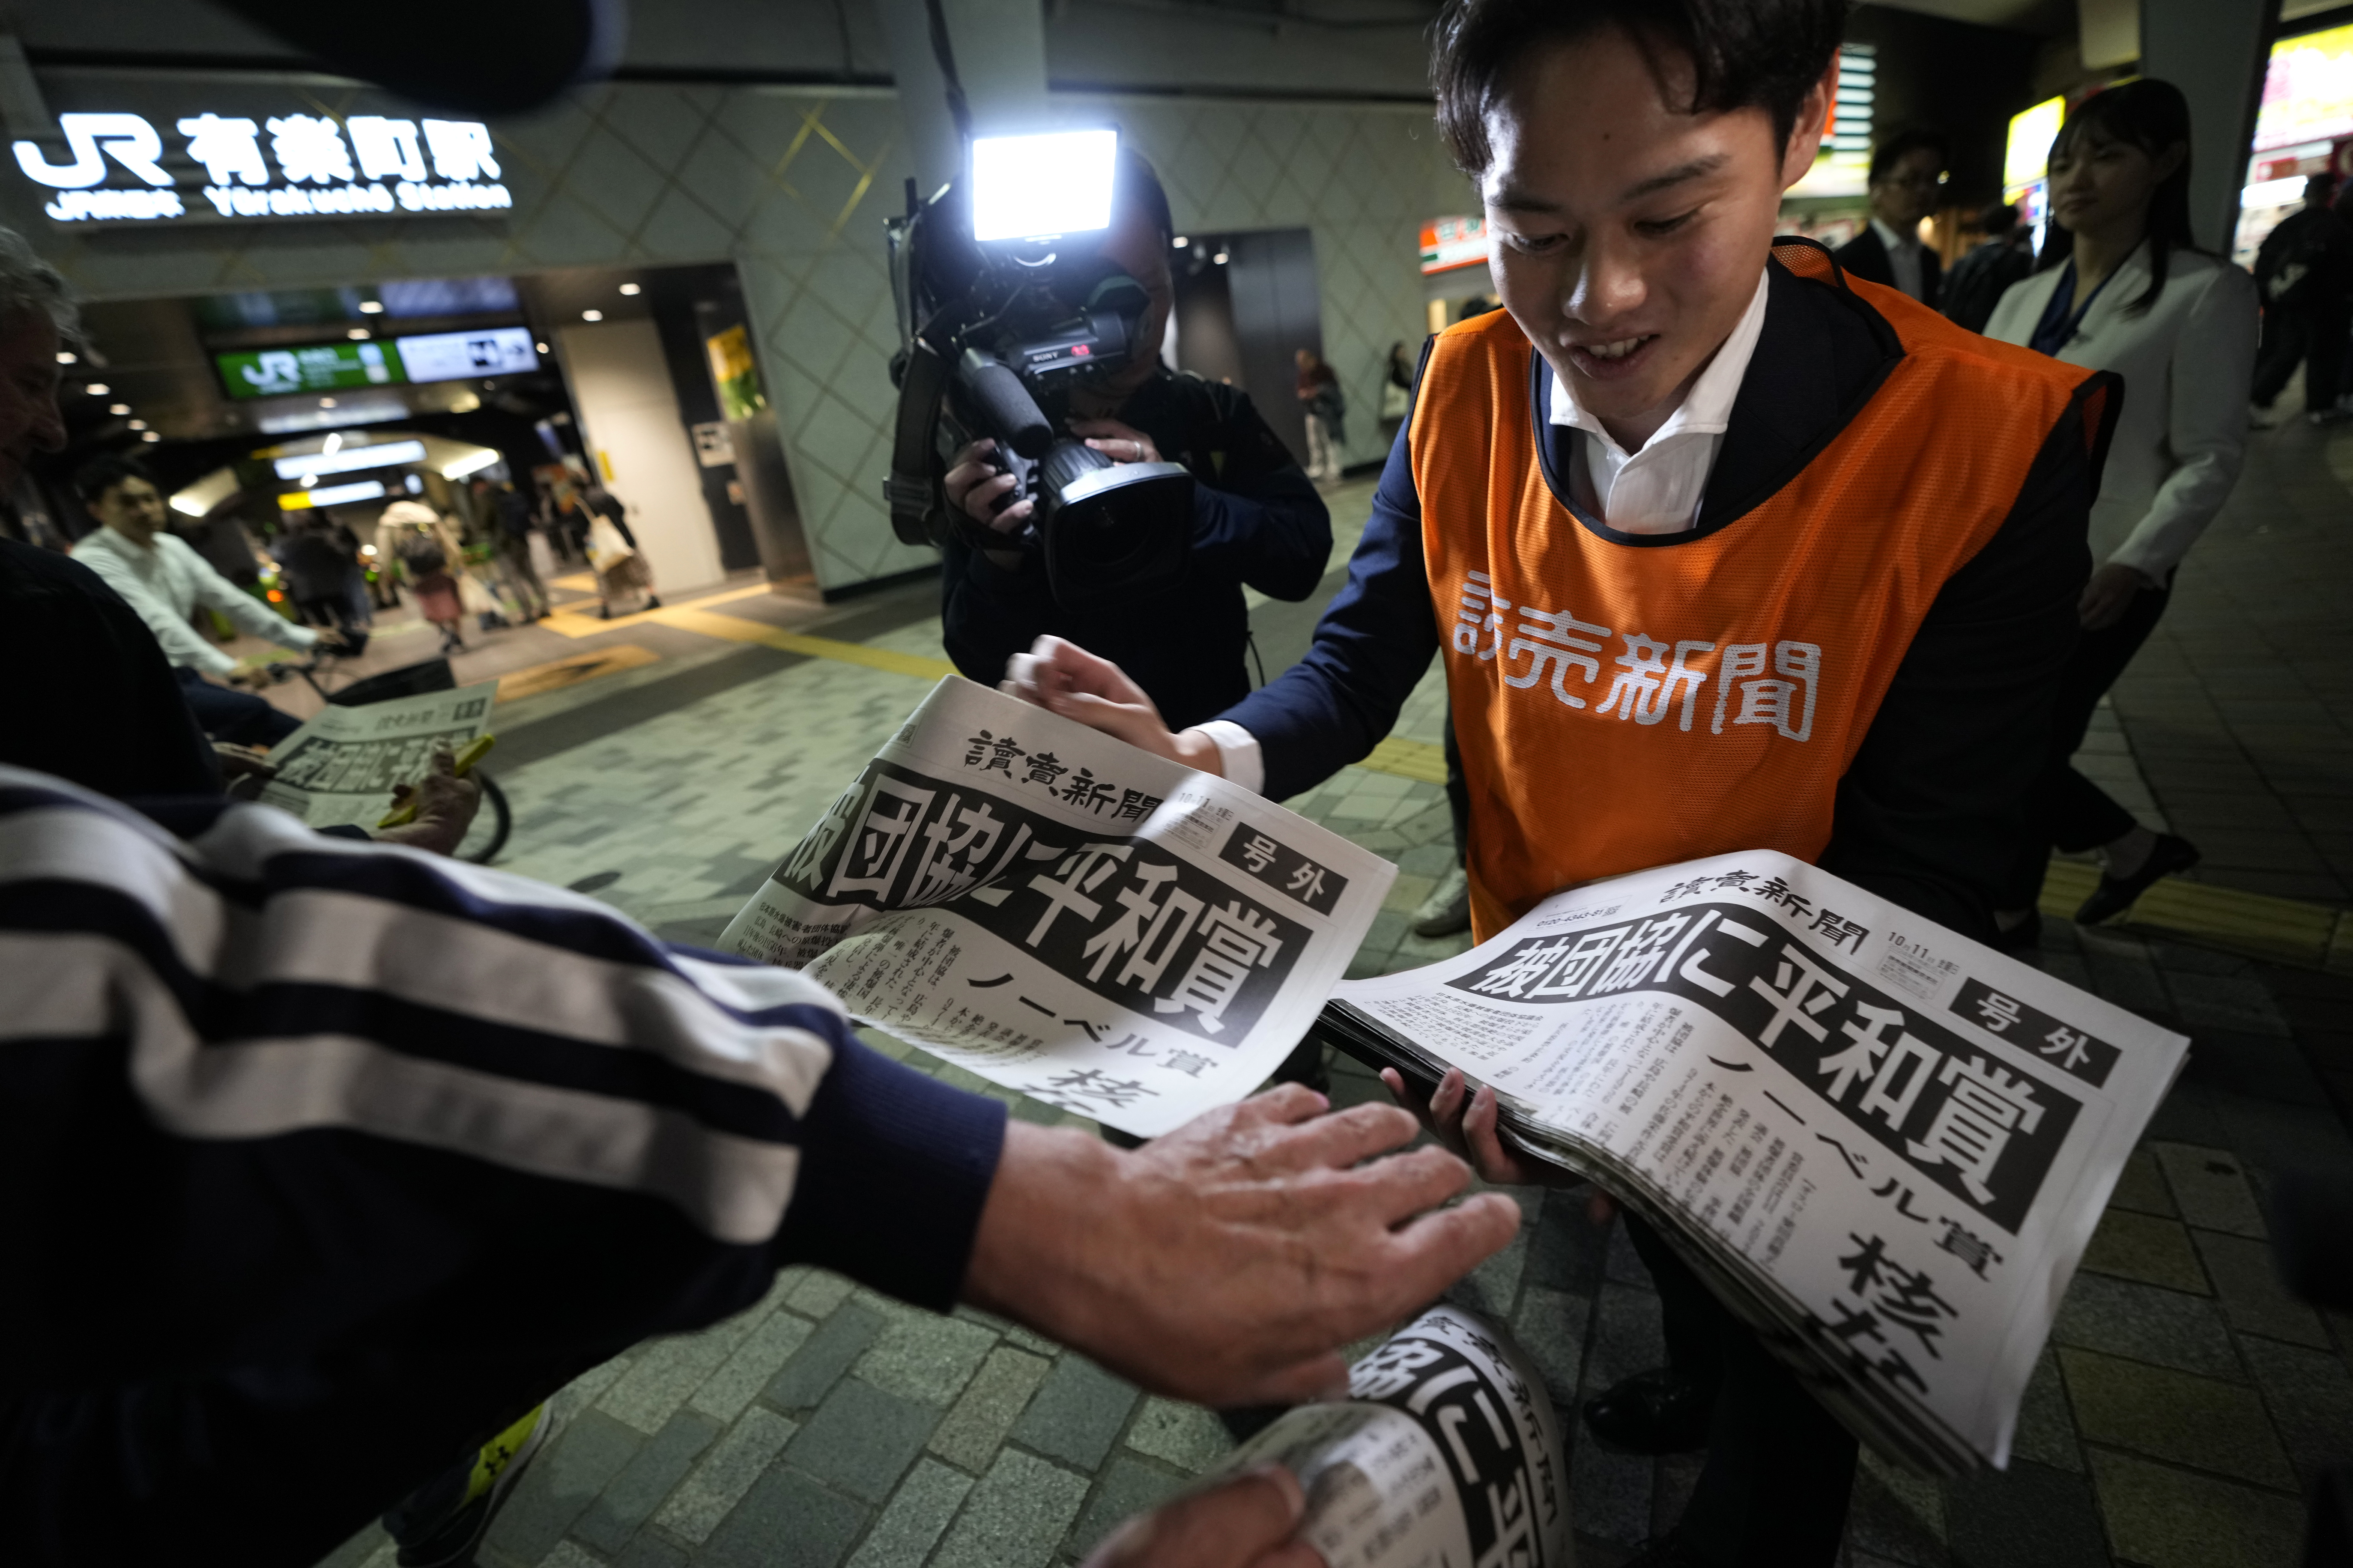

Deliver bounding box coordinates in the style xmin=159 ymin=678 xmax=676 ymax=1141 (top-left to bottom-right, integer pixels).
xmin=1869 ymin=126 xmax=1949 ymax=187
xmin=1114 ymin=146 xmax=1173 ymax=244
xmin=1977 ymin=200 xmax=2021 ymax=236
xmin=1431 ymin=0 xmax=1848 ymax=175
xmin=74 ymin=453 xmax=153 ymax=506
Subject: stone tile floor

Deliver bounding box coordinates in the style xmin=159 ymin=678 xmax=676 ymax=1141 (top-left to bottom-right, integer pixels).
xmin=316 ymin=445 xmax=2353 ymax=1568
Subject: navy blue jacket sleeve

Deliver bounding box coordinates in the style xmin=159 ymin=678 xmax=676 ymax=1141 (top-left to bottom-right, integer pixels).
xmin=1216 ymin=421 xmax=1441 ymax=800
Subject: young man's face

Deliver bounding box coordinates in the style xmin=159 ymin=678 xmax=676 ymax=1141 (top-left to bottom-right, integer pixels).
xmin=1869 ymin=146 xmax=1945 ymax=232
xmin=90 ymin=474 xmax=169 ymax=545
xmin=1481 ymin=28 xmax=1830 ymax=447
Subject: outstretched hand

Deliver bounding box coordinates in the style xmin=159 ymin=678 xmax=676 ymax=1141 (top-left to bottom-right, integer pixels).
xmin=1379 ymin=1067 xmax=1614 ymax=1224
xmin=1001 ymin=635 xmax=1223 ymax=774
xmin=1083 ymin=1466 xmax=1322 ymax=1568
xmin=964 ymin=1085 xmax=1521 ymax=1408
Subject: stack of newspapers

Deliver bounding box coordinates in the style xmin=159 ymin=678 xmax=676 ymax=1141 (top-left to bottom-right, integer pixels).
xmin=1316 ymin=852 xmax=2189 ymax=1475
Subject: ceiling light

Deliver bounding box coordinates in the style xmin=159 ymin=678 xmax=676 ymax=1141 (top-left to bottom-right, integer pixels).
xmin=108 ymin=402 xmax=129 ymax=415
xmin=126 ymin=418 xmax=146 ymax=431
xmin=274 ymin=439 xmax=427 ymax=482
xmin=140 ymin=430 xmax=160 ymax=443
xmin=535 ymin=341 xmax=549 ymax=353
xmin=319 ymin=396 xmax=337 ymax=408
xmin=302 ymin=472 xmax=317 ymax=487
xmin=581 ymin=309 xmax=603 ymax=322
xmin=1172 ymin=235 xmax=1188 ymax=248
xmin=347 ymin=327 xmax=370 ymax=340
xmin=358 ymin=300 xmax=384 ymax=313
xmin=55 ymin=351 xmax=76 ymax=364
xmin=322 ymin=432 xmax=343 ymax=454
xmin=1212 ymin=250 xmax=1229 ymax=265
xmin=86 ymin=382 xmax=109 ymax=396
xmin=618 ymin=282 xmax=641 ymax=296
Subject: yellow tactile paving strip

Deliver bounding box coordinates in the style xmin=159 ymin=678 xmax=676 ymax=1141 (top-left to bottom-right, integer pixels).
xmin=2038 ymin=858 xmax=2353 ymax=975
xmin=496 ymin=643 xmax=663 ymax=702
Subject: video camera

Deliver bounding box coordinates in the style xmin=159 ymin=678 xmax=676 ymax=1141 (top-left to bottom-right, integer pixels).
xmin=884 ymin=128 xmax=1193 ymax=608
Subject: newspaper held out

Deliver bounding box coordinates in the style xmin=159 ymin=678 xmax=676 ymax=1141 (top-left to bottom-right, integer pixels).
xmin=1317 ymin=851 xmax=2189 ymax=1477
xmin=1203 ymin=1306 xmax=1570 ymax=1568
xmin=720 ymin=677 xmax=1393 ymax=1138
xmin=256 ymin=681 xmax=498 ymax=831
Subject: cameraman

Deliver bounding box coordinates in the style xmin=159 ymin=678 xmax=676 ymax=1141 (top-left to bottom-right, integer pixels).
xmin=939 ymin=152 xmax=1333 ymax=730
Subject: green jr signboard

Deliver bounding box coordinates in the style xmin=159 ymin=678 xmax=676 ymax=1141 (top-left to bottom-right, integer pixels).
xmin=216 ymin=340 xmax=409 ymax=400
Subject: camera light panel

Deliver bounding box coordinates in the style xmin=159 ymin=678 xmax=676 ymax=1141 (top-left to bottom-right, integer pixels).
xmin=970 ymin=129 xmax=1118 ymax=243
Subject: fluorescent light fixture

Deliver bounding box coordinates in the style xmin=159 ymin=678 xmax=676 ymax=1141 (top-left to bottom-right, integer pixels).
xmin=140 ymin=430 xmax=160 ymax=442
xmin=278 ymin=479 xmax=386 ymax=510
xmin=581 ymin=308 xmax=603 ymax=322
xmin=272 ymin=438 xmax=428 ymax=481
xmin=2243 ymin=176 xmax=2309 ymax=209
xmin=347 ymin=328 xmax=370 ymax=340
xmin=439 ymin=446 xmax=502 ymax=480
xmin=320 ymin=396 xmax=337 ymax=407
xmin=170 ymin=493 xmax=206 ymax=516
xmin=126 ymin=418 xmax=146 ymax=431
xmin=322 ymin=432 xmax=342 ymax=454
xmin=108 ymin=402 xmax=129 ymax=415
xmin=358 ymin=300 xmax=384 ymax=313
xmin=970 ymin=128 xmax=1118 ymax=242
xmin=1171 ymin=234 xmax=1188 ymax=248
xmin=618 ymin=282 xmax=641 ymax=295
xmin=86 ymin=382 xmax=109 ymax=396
xmin=55 ymin=351 xmax=75 ymax=364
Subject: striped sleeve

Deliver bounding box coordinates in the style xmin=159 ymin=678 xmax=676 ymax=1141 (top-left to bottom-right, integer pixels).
xmin=0 ymin=770 xmax=1006 ymax=1392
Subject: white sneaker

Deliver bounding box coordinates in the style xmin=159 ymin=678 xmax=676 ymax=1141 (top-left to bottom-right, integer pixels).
xmin=1412 ymin=862 xmax=1472 ymax=938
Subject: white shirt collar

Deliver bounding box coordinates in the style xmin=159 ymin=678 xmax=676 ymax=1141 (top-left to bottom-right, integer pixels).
xmin=1870 ymin=215 xmax=1917 ymax=255
xmin=1547 ymin=265 xmax=1768 ymax=456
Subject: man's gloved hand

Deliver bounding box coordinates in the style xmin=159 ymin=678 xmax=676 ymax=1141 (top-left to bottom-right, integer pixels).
xmin=373 ymin=745 xmax=483 ymax=857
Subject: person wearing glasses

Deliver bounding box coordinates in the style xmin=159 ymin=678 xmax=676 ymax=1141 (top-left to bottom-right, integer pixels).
xmin=1833 ymin=127 xmax=1950 ymax=309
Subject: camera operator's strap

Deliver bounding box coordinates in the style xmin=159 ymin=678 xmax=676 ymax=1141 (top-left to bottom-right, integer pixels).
xmin=884 ymin=340 xmax=953 ymax=547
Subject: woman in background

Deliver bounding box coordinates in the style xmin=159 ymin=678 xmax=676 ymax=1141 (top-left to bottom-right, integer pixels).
xmin=1984 ymin=79 xmax=2257 ymax=941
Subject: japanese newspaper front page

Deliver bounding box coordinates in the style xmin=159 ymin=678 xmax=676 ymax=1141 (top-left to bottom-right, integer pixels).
xmin=720 ymin=677 xmax=1394 ymax=1137
xmin=1319 ymin=851 xmax=2188 ymax=1476
xmin=256 ymin=680 xmax=498 ymax=832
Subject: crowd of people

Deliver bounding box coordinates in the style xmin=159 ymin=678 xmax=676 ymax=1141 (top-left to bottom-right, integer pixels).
xmin=0 ymin=0 xmax=2322 ymax=1562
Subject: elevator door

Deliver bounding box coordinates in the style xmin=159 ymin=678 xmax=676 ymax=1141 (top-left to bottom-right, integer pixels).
xmin=1220 ymin=228 xmax=1323 ymax=468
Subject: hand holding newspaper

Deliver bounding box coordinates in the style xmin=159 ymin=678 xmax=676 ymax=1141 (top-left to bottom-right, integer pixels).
xmin=720 ymin=677 xmax=1394 ymax=1137
xmin=1317 ymin=853 xmax=2189 ymax=1476
xmin=256 ymin=680 xmax=498 ymax=831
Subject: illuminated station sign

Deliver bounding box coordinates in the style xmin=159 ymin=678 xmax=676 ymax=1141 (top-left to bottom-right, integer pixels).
xmin=217 ymin=326 xmax=540 ymax=399
xmin=12 ymin=110 xmax=511 ymax=225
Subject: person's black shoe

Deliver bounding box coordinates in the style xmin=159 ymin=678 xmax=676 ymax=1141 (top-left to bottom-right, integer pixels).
xmin=1991 ymin=909 xmax=2042 ymax=953
xmin=1581 ymin=1368 xmax=1714 ymax=1455
xmin=2075 ymin=833 xmax=2200 ymax=927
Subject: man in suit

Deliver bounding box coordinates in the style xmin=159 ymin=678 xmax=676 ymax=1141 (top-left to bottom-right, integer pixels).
xmin=1833 ymin=126 xmax=1950 ymax=309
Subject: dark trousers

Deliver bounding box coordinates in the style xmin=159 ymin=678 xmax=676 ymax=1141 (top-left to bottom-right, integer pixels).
xmin=1443 ymin=704 xmax=1469 ymax=857
xmin=2 ymin=1348 xmax=593 ymax=1567
xmin=1996 ymin=583 xmax=2171 ymax=909
xmin=2254 ymin=301 xmax=2350 ymax=413
xmin=175 ymin=667 xmax=301 ymax=747
xmin=1627 ymin=1216 xmax=1858 ymax=1567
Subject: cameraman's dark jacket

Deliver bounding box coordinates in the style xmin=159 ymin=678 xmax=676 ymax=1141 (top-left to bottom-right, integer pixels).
xmin=941 ymin=367 xmax=1332 ymax=730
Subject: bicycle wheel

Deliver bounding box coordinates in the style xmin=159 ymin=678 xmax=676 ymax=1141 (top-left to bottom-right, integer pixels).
xmin=458 ymin=771 xmax=513 ymax=864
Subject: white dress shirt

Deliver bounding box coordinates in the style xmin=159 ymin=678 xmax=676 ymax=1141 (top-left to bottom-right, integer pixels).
xmin=1871 ymin=217 xmax=1926 ymax=303
xmin=1982 ymin=241 xmax=2257 ymax=580
xmin=1197 ymin=267 xmax=1771 ymax=793
xmin=72 ymin=524 xmax=318 ymax=677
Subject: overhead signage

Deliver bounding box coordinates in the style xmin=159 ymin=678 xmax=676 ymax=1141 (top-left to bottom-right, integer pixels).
xmin=219 ymin=341 xmax=403 ymax=400
xmin=218 ymin=329 xmax=537 ymax=401
xmin=2004 ymin=96 xmax=2066 ymax=200
xmin=2255 ymin=21 xmax=2353 ymax=153
xmin=12 ymin=110 xmax=511 ymax=225
xmin=393 ymin=325 xmax=537 ymax=381
xmin=1419 ymin=217 xmax=1488 ymax=275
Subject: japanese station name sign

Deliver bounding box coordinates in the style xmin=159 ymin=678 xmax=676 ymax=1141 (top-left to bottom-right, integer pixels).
xmin=11 ymin=111 xmax=511 ymax=225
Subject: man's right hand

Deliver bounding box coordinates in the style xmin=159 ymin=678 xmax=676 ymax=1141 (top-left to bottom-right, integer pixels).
xmin=944 ymin=438 xmax=1034 ymax=534
xmin=1084 ymin=1466 xmax=1322 ymax=1568
xmin=1001 ymin=635 xmax=1224 ymax=775
xmin=962 ymin=1085 xmax=1521 ymax=1409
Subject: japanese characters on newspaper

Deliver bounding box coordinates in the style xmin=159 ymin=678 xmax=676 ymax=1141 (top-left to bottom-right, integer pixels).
xmin=1204 ymin=1306 xmax=1569 ymax=1568
xmin=719 ymin=677 xmax=1394 ymax=1137
xmin=255 ymin=681 xmax=498 ymax=831
xmin=1316 ymin=852 xmax=2188 ymax=1478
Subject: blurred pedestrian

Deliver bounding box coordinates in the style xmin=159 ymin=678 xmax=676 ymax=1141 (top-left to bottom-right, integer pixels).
xmin=474 ymin=476 xmax=549 ymax=620
xmin=277 ymin=515 xmax=369 ymax=648
xmin=2250 ymin=171 xmax=2353 ymax=425
xmin=1294 ymin=347 xmax=1344 ymax=482
xmin=1941 ymin=200 xmax=2036 ymax=333
xmin=1380 ymin=339 xmax=1415 ymax=441
xmin=1834 ymin=126 xmax=1949 ymax=308
xmin=1983 ymin=78 xmax=2257 ymax=938
xmin=382 ymin=498 xmax=467 ymax=654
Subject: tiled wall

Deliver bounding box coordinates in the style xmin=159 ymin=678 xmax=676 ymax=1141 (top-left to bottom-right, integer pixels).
xmin=13 ymin=72 xmax=1463 ymax=593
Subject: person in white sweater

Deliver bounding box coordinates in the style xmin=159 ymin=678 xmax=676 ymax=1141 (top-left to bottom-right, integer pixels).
xmin=1983 ymin=79 xmax=2257 ymax=938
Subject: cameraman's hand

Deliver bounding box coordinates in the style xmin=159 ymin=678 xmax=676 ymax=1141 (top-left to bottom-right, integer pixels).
xmin=1003 ymin=635 xmax=1223 ymax=774
xmin=1070 ymin=418 xmax=1161 ymax=465
xmin=944 ymin=438 xmax=1033 ymax=535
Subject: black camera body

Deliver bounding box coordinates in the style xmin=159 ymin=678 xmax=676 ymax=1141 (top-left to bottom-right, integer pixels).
xmin=884 ymin=173 xmax=1193 ymax=608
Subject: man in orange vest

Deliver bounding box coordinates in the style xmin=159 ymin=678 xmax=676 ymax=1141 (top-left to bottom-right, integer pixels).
xmin=1002 ymin=0 xmax=2115 ymax=1562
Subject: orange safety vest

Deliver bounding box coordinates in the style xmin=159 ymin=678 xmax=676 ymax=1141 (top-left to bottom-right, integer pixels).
xmin=1411 ymin=241 xmax=2110 ymax=942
